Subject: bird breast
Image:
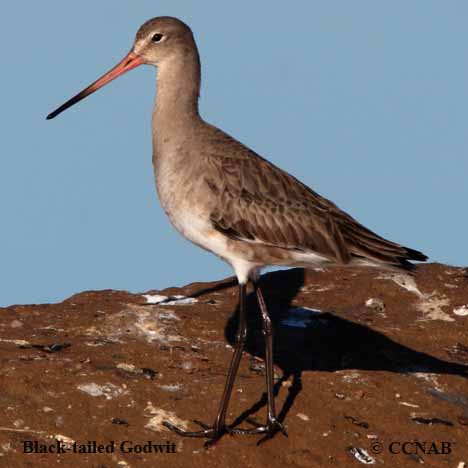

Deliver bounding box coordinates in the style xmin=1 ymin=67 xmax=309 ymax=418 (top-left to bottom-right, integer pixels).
xmin=152 ymin=149 xmax=225 ymax=257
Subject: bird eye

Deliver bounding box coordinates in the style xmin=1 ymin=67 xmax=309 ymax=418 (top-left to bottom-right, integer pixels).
xmin=152 ymin=33 xmax=163 ymax=43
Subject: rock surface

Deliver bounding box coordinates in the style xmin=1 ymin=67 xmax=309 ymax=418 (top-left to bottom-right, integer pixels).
xmin=0 ymin=263 xmax=467 ymax=467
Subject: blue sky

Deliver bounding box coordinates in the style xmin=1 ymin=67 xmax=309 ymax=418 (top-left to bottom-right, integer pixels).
xmin=1 ymin=2 xmax=467 ymax=306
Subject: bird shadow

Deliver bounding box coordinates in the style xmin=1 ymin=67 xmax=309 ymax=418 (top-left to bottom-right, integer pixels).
xmin=219 ymin=268 xmax=468 ymax=430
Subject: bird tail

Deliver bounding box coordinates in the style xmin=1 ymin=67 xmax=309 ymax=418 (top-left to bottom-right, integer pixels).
xmin=338 ymin=218 xmax=428 ymax=271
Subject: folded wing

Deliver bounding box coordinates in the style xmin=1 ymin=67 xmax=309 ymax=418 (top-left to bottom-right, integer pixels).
xmin=204 ymin=144 xmax=427 ymax=270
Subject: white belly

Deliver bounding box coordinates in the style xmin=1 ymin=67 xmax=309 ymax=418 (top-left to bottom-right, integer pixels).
xmin=165 ymin=206 xmax=260 ymax=283
xmin=154 ymin=157 xmax=261 ymax=283
xmin=167 ymin=208 xmax=227 ymax=258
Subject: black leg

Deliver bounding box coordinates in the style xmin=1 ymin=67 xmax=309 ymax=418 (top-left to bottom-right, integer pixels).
xmin=230 ymin=282 xmax=287 ymax=441
xmin=164 ymin=282 xmax=248 ymax=444
xmin=213 ymin=282 xmax=248 ymax=429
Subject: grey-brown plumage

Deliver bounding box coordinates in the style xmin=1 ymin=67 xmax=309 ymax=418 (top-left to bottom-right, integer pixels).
xmin=47 ymin=16 xmax=427 ymax=444
xmin=202 ymin=128 xmax=426 ymax=271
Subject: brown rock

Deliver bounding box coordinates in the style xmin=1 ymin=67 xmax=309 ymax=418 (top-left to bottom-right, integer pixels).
xmin=0 ymin=263 xmax=467 ymax=467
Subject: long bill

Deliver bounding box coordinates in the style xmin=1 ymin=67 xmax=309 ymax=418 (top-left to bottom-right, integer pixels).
xmin=46 ymin=51 xmax=143 ymax=120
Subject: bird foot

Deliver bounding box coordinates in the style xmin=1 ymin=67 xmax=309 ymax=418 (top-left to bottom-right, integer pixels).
xmin=163 ymin=420 xmax=227 ymax=447
xmin=228 ymin=416 xmax=288 ymax=444
xmin=164 ymin=416 xmax=287 ymax=446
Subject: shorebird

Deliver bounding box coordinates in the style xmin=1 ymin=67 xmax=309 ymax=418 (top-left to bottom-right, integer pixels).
xmin=47 ymin=16 xmax=427 ymax=443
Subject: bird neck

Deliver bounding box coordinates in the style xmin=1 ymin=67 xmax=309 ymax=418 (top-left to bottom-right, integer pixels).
xmin=153 ymin=51 xmax=201 ymax=125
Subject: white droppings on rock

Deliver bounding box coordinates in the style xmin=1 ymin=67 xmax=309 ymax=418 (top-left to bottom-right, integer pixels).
xmin=165 ymin=296 xmax=197 ymax=305
xmin=296 ymin=413 xmax=309 ymax=421
xmin=341 ymin=371 xmax=362 ymax=384
xmin=85 ymin=341 xmax=108 ymax=347
xmin=143 ymin=294 xmax=168 ymax=304
xmin=399 ymin=402 xmax=420 ymax=408
xmin=378 ymin=273 xmax=423 ymax=297
xmin=158 ymin=311 xmax=180 ymax=321
xmin=365 ymin=298 xmax=385 ymax=312
xmin=378 ymin=273 xmax=453 ymax=321
xmin=412 ymin=372 xmax=444 ymax=392
xmin=0 ymin=426 xmax=47 ymax=436
xmin=135 ymin=318 xmax=182 ymax=343
xmin=301 ymin=284 xmax=332 ymax=293
xmin=158 ymin=384 xmax=182 ymax=392
xmin=116 ymin=363 xmax=151 ymax=377
xmin=143 ymin=294 xmax=197 ymax=305
xmin=417 ymin=295 xmax=453 ymax=322
xmin=0 ymin=338 xmax=30 ymax=346
xmin=349 ymin=447 xmax=376 ymax=464
xmin=82 ymin=303 xmax=186 ymax=345
xmin=116 ymin=363 xmax=139 ymax=373
xmin=132 ymin=306 xmax=183 ymax=344
xmin=144 ymin=402 xmax=189 ymax=432
xmin=53 ymin=434 xmax=75 ymax=447
xmin=454 ymin=305 xmax=468 ymax=316
xmin=42 ymin=406 xmax=54 ymax=413
xmin=77 ymin=383 xmax=126 ymax=400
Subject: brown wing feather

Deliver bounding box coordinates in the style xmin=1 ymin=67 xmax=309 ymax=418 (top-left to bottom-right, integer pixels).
xmin=202 ymin=127 xmax=427 ymax=268
xmin=205 ymin=150 xmax=350 ymax=263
